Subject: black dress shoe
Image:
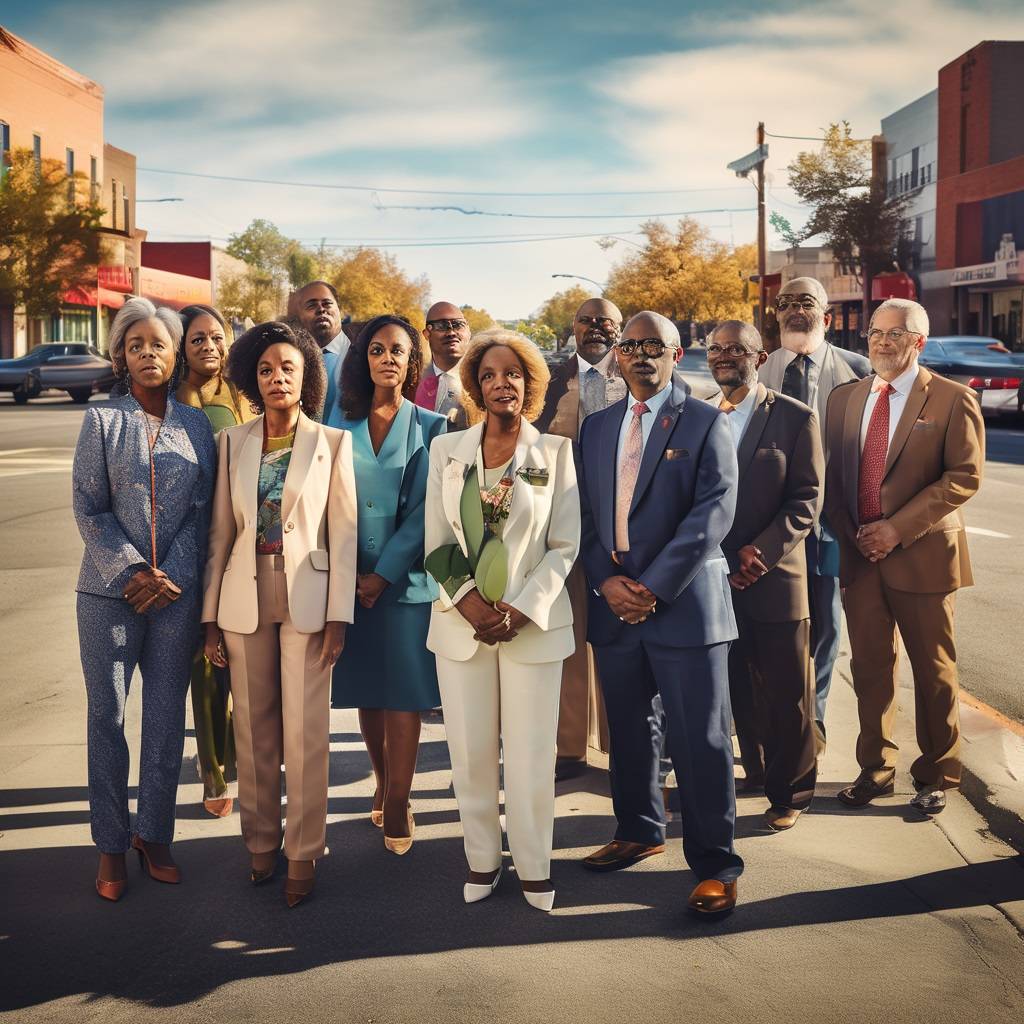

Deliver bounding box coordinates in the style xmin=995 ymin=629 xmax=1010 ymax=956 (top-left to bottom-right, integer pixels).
xmin=735 ymin=775 xmax=765 ymax=794
xmin=582 ymin=840 xmax=665 ymax=872
xmin=836 ymin=774 xmax=895 ymax=807
xmin=554 ymin=758 xmax=588 ymax=782
xmin=910 ymin=786 xmax=946 ymax=814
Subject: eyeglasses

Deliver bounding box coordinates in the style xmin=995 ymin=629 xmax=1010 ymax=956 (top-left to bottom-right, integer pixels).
xmin=615 ymin=338 xmax=678 ymax=358
xmin=427 ymin=319 xmax=467 ymax=332
xmin=576 ymin=315 xmax=618 ymax=329
xmin=862 ymin=328 xmax=921 ymax=343
xmin=707 ymin=343 xmax=761 ymax=358
xmin=775 ymin=296 xmax=820 ymax=312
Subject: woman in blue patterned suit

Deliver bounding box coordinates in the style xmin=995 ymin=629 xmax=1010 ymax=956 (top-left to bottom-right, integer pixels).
xmin=73 ymin=297 xmax=215 ymax=902
xmin=327 ymin=315 xmax=446 ymax=854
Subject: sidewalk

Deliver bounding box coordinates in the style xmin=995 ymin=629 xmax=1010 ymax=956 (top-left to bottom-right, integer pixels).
xmin=2 ymin=609 xmax=1024 ymax=1022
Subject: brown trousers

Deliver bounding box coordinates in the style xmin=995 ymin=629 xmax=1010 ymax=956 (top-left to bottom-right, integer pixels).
xmin=729 ymin=614 xmax=821 ymax=810
xmin=843 ymin=564 xmax=961 ymax=788
xmin=223 ymin=555 xmax=331 ymax=861
xmin=556 ymin=561 xmax=609 ymax=760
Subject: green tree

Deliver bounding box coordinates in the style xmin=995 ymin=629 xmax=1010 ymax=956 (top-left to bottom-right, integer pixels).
xmin=217 ymin=266 xmax=285 ymax=323
xmin=0 ymin=149 xmax=104 ymax=318
xmin=534 ymin=285 xmax=593 ymax=342
xmin=460 ymin=305 xmax=496 ymax=334
xmin=324 ymin=248 xmax=430 ymax=328
xmin=226 ymin=218 xmax=320 ymax=289
xmin=513 ymin=320 xmax=557 ymax=350
xmin=784 ymin=122 xmax=907 ymax=324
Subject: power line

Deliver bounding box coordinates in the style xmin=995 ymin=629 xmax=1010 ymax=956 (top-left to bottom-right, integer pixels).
xmin=372 ymin=202 xmax=757 ymax=220
xmin=765 ymin=129 xmax=873 ymax=143
xmin=138 ymin=165 xmax=765 ymax=198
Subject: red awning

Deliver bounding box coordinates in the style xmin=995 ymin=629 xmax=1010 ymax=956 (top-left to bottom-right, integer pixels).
xmin=61 ymin=285 xmax=129 ymax=309
xmin=872 ymin=272 xmax=917 ymax=301
xmin=98 ymin=265 xmax=134 ymax=292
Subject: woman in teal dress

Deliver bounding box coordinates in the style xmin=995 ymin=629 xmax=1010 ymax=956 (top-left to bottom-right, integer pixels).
xmin=329 ymin=314 xmax=446 ymax=854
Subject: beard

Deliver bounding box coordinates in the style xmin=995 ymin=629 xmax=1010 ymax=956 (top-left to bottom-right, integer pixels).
xmin=780 ymin=323 xmax=826 ymax=356
xmin=871 ymin=349 xmax=916 ymax=378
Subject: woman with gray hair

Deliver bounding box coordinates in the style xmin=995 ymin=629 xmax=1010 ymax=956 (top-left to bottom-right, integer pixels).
xmin=73 ymin=297 xmax=216 ymax=901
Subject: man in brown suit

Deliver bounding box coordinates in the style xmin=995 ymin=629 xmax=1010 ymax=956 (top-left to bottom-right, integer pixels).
xmin=536 ymin=298 xmax=627 ymax=775
xmin=825 ymin=299 xmax=984 ymax=814
xmin=705 ymin=321 xmax=824 ymax=831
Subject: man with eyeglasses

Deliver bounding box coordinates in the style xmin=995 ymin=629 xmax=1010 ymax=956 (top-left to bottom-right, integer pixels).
xmin=415 ymin=301 xmax=471 ymax=430
xmin=536 ymin=298 xmax=629 ymax=778
xmin=703 ymin=321 xmax=824 ymax=831
xmin=290 ymin=280 xmax=350 ymax=423
xmin=758 ymin=277 xmax=870 ymax=745
xmin=824 ymin=299 xmax=983 ymax=815
xmin=576 ymin=311 xmax=743 ymax=916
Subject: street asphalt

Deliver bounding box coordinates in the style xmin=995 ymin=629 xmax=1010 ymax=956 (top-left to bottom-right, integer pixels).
xmin=1 ymin=395 xmax=1023 ymax=1024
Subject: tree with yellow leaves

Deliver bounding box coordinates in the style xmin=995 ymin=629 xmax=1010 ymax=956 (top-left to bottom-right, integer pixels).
xmin=325 ymin=248 xmax=430 ymax=329
xmin=534 ymin=285 xmax=595 ymax=342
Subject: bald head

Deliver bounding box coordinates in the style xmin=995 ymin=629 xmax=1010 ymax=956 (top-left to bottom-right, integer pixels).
xmin=616 ymin=310 xmax=682 ymax=397
xmin=779 ymin=276 xmax=829 ymax=306
xmin=292 ymin=281 xmax=341 ymax=347
xmin=574 ymin=297 xmax=623 ymax=364
xmin=777 ymin=276 xmax=831 ymax=355
xmin=623 ymin=311 xmax=681 ymax=348
xmin=423 ymin=300 xmax=470 ymax=371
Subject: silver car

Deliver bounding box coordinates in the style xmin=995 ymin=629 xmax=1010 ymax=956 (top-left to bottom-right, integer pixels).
xmin=919 ymin=336 xmax=1024 ymax=417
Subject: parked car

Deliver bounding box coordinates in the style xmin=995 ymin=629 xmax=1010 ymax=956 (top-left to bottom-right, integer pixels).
xmin=0 ymin=344 xmax=116 ymax=404
xmin=919 ymin=336 xmax=1024 ymax=417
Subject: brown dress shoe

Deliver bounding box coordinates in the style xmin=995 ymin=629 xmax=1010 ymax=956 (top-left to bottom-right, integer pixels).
xmin=581 ymin=840 xmax=665 ymax=872
xmin=95 ymin=877 xmax=126 ymax=902
xmin=687 ymin=879 xmax=737 ymax=916
xmin=836 ymin=774 xmax=895 ymax=808
xmin=765 ymin=807 xmax=802 ymax=832
xmin=131 ymin=836 xmax=181 ymax=884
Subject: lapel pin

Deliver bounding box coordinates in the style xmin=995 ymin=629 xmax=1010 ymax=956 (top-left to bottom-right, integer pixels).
xmin=661 ymin=416 xmax=671 ymax=429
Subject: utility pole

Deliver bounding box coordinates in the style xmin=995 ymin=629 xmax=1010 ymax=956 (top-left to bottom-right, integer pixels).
xmin=756 ymin=122 xmax=767 ymax=334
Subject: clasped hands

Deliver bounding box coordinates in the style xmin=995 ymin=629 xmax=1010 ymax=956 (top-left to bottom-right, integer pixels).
xmin=123 ymin=567 xmax=181 ymax=614
xmin=856 ymin=520 xmax=900 ymax=562
xmin=356 ymin=572 xmax=388 ymax=609
xmin=728 ymin=545 xmax=770 ymax=590
xmin=601 ymin=576 xmax=656 ymax=624
xmin=456 ymin=588 xmax=530 ymax=645
xmin=203 ymin=620 xmax=346 ymax=671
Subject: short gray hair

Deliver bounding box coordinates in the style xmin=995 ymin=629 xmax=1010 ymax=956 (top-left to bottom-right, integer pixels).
xmin=108 ymin=297 xmax=183 ymax=374
xmin=624 ymin=311 xmax=681 ymax=348
xmin=871 ymin=298 xmax=929 ymax=337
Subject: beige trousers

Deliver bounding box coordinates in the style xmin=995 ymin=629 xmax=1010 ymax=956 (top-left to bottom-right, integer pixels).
xmin=223 ymin=555 xmax=331 ymax=861
xmin=437 ymin=644 xmax=562 ymax=882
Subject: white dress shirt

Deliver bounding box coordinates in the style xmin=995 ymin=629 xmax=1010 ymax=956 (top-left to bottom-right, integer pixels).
xmin=324 ymin=331 xmax=351 ymax=390
xmin=616 ymin=381 xmax=672 ymax=467
xmin=722 ymin=386 xmax=758 ymax=449
xmin=779 ymin=341 xmax=827 ymax=407
xmin=430 ymin=360 xmax=462 ymax=412
xmin=859 ymin=361 xmax=920 ymax=453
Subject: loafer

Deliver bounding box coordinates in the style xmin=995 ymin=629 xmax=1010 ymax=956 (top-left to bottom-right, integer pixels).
xmin=836 ymin=774 xmax=895 ymax=808
xmin=687 ymin=879 xmax=737 ymax=917
xmin=581 ymin=840 xmax=665 ymax=872
xmin=765 ymin=806 xmax=802 ymax=831
xmin=910 ymin=786 xmax=946 ymax=814
xmin=554 ymin=758 xmax=587 ymax=783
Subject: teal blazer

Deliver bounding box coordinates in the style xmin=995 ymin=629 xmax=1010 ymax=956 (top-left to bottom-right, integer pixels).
xmin=333 ymin=402 xmax=446 ymax=604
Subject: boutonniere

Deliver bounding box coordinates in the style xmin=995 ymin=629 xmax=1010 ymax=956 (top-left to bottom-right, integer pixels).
xmin=516 ymin=466 xmax=549 ymax=487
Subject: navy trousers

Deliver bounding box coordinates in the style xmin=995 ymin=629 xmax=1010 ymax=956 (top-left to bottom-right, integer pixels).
xmin=806 ymin=536 xmax=842 ymax=728
xmin=595 ymin=636 xmax=743 ymax=884
xmin=77 ymin=592 xmax=197 ymax=853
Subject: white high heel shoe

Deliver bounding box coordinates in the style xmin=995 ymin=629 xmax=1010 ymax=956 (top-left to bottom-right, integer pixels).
xmin=522 ymin=887 xmax=556 ymax=912
xmin=463 ymin=866 xmax=503 ymax=904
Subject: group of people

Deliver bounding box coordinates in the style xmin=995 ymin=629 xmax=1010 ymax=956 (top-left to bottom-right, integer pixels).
xmin=72 ymin=273 xmax=984 ymax=918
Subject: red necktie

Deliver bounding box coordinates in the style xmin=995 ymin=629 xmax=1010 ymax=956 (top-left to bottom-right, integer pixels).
xmin=858 ymin=383 xmax=893 ymax=525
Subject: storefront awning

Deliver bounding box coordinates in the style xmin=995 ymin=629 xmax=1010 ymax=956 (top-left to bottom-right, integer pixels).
xmin=872 ymin=272 xmax=917 ymax=301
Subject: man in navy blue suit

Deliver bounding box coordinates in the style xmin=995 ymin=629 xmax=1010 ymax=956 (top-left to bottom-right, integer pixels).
xmin=576 ymin=311 xmax=744 ymax=916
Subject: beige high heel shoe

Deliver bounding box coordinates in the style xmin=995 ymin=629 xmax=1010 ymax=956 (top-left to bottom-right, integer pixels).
xmin=383 ymin=805 xmax=415 ymax=855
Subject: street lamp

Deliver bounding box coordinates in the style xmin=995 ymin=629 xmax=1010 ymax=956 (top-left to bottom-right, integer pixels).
xmin=551 ymin=273 xmax=605 ymax=294
xmin=727 ymin=123 xmax=769 ymax=331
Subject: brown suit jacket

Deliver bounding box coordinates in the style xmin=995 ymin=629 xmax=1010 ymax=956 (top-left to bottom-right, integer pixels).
xmin=824 ymin=365 xmax=984 ymax=593
xmin=535 ymin=352 xmax=627 ymax=440
xmin=710 ymin=383 xmax=823 ymax=622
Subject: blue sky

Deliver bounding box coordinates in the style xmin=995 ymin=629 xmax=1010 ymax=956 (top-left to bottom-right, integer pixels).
xmin=4 ymin=0 xmax=1023 ymax=317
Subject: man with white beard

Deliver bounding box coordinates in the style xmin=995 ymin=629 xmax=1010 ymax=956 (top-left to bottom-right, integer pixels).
xmin=757 ymin=277 xmax=870 ymax=752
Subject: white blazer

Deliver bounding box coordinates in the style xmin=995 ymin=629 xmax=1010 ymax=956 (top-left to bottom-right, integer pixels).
xmin=202 ymin=412 xmax=358 ymax=635
xmin=424 ymin=418 xmax=580 ymax=664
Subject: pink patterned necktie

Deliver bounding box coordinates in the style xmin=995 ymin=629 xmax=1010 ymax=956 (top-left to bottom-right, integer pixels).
xmin=858 ymin=382 xmax=893 ymax=525
xmin=615 ymin=401 xmax=649 ymax=552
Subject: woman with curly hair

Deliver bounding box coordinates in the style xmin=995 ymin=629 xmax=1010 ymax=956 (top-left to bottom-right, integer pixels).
xmin=328 ymin=315 xmax=446 ymax=854
xmin=73 ymin=297 xmax=216 ymax=901
xmin=202 ymin=320 xmax=357 ymax=907
xmin=424 ymin=328 xmax=580 ymax=911
xmin=174 ymin=303 xmax=254 ymax=819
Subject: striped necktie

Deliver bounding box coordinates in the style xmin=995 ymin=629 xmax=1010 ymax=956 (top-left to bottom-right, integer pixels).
xmin=615 ymin=401 xmax=649 ymax=552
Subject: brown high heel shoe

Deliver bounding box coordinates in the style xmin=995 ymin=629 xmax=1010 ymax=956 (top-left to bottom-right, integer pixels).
xmin=204 ymin=796 xmax=234 ymax=818
xmin=285 ymin=860 xmax=315 ymax=908
xmin=251 ymin=851 xmax=278 ymax=885
xmin=131 ymin=836 xmax=181 ymax=884
xmin=96 ymin=853 xmax=127 ymax=902
xmin=383 ymin=805 xmax=415 ymax=856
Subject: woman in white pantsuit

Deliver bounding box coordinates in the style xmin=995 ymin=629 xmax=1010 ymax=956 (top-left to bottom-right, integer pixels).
xmin=425 ymin=329 xmax=580 ymax=912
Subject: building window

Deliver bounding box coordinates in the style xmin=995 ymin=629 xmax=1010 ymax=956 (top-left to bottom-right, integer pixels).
xmin=911 ymin=147 xmax=919 ymax=189
xmin=111 ymin=178 xmax=119 ymax=230
xmin=122 ymin=184 xmax=130 ymax=233
xmin=90 ymin=156 xmax=98 ymax=203
xmin=66 ymin=147 xmax=75 ymax=205
xmin=960 ymin=105 xmax=970 ymax=174
xmin=32 ymin=134 xmax=41 ymax=176
xmin=0 ymin=121 xmax=9 ymax=185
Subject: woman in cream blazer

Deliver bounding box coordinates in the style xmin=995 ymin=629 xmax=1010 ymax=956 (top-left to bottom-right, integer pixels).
xmin=202 ymin=321 xmax=357 ymax=907
xmin=425 ymin=329 xmax=580 ymax=912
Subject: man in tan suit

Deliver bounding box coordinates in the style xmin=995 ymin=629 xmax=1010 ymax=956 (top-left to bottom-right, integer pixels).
xmin=825 ymin=299 xmax=984 ymax=814
xmin=704 ymin=321 xmax=824 ymax=831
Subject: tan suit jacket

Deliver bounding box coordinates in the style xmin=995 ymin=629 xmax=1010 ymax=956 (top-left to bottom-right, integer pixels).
xmin=424 ymin=418 xmax=580 ymax=665
xmin=707 ymin=383 xmax=823 ymax=622
xmin=824 ymin=365 xmax=984 ymax=593
xmin=202 ymin=412 xmax=358 ymax=633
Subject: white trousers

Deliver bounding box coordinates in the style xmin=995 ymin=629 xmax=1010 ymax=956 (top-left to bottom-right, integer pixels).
xmin=437 ymin=645 xmax=562 ymax=881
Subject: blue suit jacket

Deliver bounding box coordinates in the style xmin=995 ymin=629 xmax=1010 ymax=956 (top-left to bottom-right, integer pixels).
xmin=72 ymin=393 xmax=216 ymax=599
xmin=332 ymin=403 xmax=446 ymax=603
xmin=576 ymin=381 xmax=738 ymax=649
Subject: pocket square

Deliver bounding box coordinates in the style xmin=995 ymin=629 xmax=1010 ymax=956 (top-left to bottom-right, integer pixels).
xmin=665 ymin=448 xmax=689 ymax=460
xmin=912 ymin=417 xmax=935 ymax=430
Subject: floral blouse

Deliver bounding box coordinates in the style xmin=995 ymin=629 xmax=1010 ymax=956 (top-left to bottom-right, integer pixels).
xmin=256 ymin=432 xmax=294 ymax=554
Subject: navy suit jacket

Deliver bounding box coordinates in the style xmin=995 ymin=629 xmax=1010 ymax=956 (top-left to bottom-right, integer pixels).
xmin=576 ymin=381 xmax=739 ymax=649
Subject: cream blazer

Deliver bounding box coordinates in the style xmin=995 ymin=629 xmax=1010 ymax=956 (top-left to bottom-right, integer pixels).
xmin=424 ymin=418 xmax=580 ymax=664
xmin=202 ymin=412 xmax=358 ymax=635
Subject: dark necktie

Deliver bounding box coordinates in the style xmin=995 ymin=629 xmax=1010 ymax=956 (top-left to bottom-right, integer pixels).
xmin=858 ymin=383 xmax=893 ymax=525
xmin=782 ymin=354 xmax=808 ymax=404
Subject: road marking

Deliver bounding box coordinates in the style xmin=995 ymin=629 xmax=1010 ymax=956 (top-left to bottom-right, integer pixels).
xmin=966 ymin=526 xmax=1012 ymax=539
